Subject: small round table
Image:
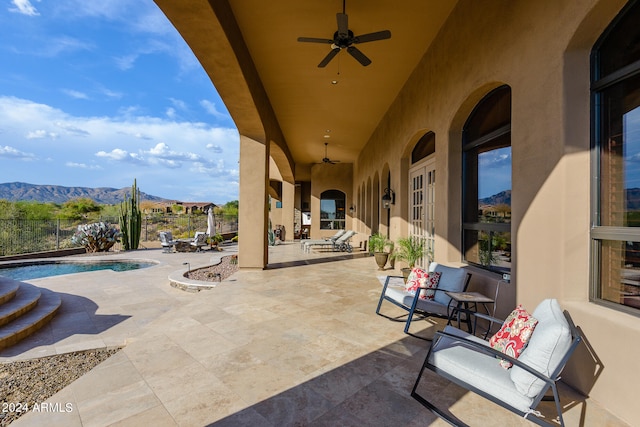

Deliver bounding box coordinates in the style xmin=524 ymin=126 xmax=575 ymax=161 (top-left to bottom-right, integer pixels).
xmin=445 ymin=291 xmax=495 ymax=335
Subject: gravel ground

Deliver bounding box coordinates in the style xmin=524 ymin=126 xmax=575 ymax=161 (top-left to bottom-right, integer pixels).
xmin=0 ymin=256 xmax=236 ymax=426
xmin=184 ymin=254 xmax=238 ymax=282
xmin=0 ymin=348 xmax=121 ymax=426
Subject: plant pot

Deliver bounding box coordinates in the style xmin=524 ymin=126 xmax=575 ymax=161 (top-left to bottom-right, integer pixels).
xmin=401 ymin=267 xmax=412 ymax=283
xmin=374 ymin=252 xmax=389 ymax=270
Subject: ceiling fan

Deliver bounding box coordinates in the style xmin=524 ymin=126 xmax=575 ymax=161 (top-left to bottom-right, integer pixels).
xmin=320 ymin=143 xmax=340 ymax=164
xmin=297 ymin=0 xmax=391 ymax=68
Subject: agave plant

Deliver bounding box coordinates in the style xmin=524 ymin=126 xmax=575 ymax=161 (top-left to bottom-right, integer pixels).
xmin=71 ymin=222 xmax=121 ymax=253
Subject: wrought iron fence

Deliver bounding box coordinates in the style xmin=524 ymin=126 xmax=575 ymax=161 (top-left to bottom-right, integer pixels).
xmin=0 ymin=214 xmax=238 ymax=257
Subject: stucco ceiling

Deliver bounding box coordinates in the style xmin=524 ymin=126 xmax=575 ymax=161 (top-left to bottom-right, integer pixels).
xmin=155 ymin=0 xmax=458 ymax=172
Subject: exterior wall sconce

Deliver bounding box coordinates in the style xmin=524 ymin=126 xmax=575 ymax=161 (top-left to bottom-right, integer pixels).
xmin=349 ymin=205 xmax=356 ymax=214
xmin=382 ymin=188 xmax=395 ymax=209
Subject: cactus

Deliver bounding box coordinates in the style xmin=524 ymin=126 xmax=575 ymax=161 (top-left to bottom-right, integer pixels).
xmin=119 ymin=179 xmax=142 ymax=250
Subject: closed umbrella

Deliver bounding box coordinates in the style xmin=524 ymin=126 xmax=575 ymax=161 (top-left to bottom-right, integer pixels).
xmin=206 ymin=207 xmax=215 ymax=237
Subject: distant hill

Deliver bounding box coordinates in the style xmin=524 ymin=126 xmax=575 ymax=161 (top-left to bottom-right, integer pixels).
xmin=479 ymin=190 xmax=511 ymax=207
xmin=628 ymin=188 xmax=640 ymax=210
xmin=0 ymin=182 xmax=169 ymax=204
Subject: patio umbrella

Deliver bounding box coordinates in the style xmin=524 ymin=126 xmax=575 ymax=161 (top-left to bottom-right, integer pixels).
xmin=206 ymin=207 xmax=215 ymax=237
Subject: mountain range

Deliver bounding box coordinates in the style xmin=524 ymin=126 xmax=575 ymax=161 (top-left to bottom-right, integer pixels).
xmin=479 ymin=190 xmax=511 ymax=207
xmin=0 ymin=182 xmax=169 ymax=204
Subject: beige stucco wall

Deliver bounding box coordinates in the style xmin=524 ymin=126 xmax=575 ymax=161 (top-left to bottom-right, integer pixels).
xmin=354 ymin=0 xmax=635 ymax=424
xmin=310 ymin=163 xmax=354 ymax=241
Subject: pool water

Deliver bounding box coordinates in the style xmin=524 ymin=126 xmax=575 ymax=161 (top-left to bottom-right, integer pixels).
xmin=0 ymin=261 xmax=156 ymax=281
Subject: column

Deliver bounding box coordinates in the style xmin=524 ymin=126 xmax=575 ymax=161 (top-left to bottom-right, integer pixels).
xmin=238 ymin=135 xmax=268 ymax=268
xmin=281 ymin=180 xmax=295 ymax=242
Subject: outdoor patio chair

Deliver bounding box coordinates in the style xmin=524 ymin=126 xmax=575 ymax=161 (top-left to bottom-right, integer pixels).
xmin=331 ymin=229 xmax=356 ymax=252
xmin=190 ymin=232 xmax=208 ymax=252
xmin=300 ymin=229 xmax=346 ymax=250
xmin=376 ymin=262 xmax=471 ymax=336
xmin=159 ymin=231 xmax=178 ymax=253
xmin=411 ymin=299 xmax=582 ymax=427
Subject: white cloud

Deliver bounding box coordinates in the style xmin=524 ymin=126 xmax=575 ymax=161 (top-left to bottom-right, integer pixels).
xmin=62 ymin=89 xmax=89 ymax=100
xmin=54 ymin=122 xmax=91 ymax=137
xmin=41 ymin=36 xmax=94 ymax=57
xmin=206 ymin=144 xmax=223 ymax=153
xmin=0 ymin=96 xmax=239 ymax=201
xmin=100 ymin=88 xmax=123 ymax=99
xmin=0 ymin=145 xmax=36 ymax=160
xmin=96 ymin=148 xmax=145 ymax=165
xmin=66 ymin=161 xmax=102 ymax=170
xmin=26 ymin=129 xmax=59 ymax=139
xmin=114 ymin=54 xmax=137 ymax=71
xmin=200 ymin=99 xmax=228 ymax=119
xmin=9 ymin=0 xmax=39 ymax=16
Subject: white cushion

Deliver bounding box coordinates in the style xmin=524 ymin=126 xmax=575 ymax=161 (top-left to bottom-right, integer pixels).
xmin=510 ymin=299 xmax=572 ymax=398
xmin=429 ymin=326 xmax=534 ymax=412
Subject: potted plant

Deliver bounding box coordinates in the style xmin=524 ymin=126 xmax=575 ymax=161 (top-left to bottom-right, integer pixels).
xmin=209 ymin=233 xmax=224 ymax=250
xmin=393 ymin=236 xmax=430 ymax=282
xmin=369 ymin=232 xmax=392 ymax=270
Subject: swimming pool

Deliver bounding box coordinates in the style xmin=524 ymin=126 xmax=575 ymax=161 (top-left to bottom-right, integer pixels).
xmin=0 ymin=260 xmax=157 ymax=281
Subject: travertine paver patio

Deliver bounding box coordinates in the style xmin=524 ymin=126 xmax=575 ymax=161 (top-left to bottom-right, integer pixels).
xmin=0 ymin=242 xmax=629 ymax=426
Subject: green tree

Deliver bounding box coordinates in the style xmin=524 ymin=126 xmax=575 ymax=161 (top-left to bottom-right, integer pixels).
xmin=58 ymin=198 xmax=102 ymax=220
xmin=222 ymin=200 xmax=238 ymax=216
xmin=14 ymin=201 xmax=57 ymax=220
xmin=0 ymin=199 xmax=20 ymax=219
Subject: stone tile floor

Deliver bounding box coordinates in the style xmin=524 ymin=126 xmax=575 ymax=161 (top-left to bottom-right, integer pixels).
xmin=0 ymin=242 xmax=630 ymax=426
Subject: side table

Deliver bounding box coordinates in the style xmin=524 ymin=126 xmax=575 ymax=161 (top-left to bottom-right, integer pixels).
xmin=445 ymin=291 xmax=495 ymax=335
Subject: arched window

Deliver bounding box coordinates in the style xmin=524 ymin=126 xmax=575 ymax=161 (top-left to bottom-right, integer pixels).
xmin=412 ymin=131 xmax=435 ymax=164
xmin=591 ymin=0 xmax=640 ymax=313
xmin=462 ymin=85 xmax=512 ymax=272
xmin=320 ymin=189 xmax=346 ymax=230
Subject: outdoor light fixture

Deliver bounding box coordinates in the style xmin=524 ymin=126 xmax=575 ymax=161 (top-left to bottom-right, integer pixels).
xmin=382 ymin=188 xmax=395 ymax=209
xmin=349 ymin=205 xmax=356 ymax=214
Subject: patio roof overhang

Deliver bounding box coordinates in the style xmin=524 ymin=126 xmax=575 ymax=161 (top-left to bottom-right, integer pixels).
xmin=153 ymin=0 xmax=459 ymax=181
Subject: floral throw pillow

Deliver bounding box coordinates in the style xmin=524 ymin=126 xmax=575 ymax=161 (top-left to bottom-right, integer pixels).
xmin=418 ymin=271 xmax=441 ymax=300
xmin=405 ymin=267 xmax=428 ymax=293
xmin=489 ymin=304 xmax=538 ymax=368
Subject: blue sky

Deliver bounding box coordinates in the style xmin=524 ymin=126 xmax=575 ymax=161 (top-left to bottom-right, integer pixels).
xmin=0 ymin=0 xmax=239 ymax=204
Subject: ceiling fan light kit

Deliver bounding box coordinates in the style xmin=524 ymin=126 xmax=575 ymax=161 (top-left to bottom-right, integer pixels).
xmin=297 ymin=0 xmax=391 ymax=68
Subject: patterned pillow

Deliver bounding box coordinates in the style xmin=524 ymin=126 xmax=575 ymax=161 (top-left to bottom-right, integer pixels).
xmin=418 ymin=271 xmax=441 ymax=300
xmin=405 ymin=267 xmax=428 ymax=292
xmin=489 ymin=304 xmax=538 ymax=368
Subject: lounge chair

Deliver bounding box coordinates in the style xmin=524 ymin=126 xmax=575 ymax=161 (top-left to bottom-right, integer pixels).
xmin=190 ymin=232 xmax=208 ymax=252
xmin=159 ymin=231 xmax=178 ymax=253
xmin=331 ymin=229 xmax=356 ymax=252
xmin=303 ymin=230 xmax=356 ymax=253
xmin=300 ymin=229 xmax=346 ymax=250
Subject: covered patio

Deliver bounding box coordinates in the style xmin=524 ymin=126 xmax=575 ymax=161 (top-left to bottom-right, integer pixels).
xmin=1 ymin=245 xmax=626 ymax=426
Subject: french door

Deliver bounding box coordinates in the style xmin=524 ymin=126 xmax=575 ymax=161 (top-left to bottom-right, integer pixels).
xmin=409 ymin=157 xmax=436 ymax=268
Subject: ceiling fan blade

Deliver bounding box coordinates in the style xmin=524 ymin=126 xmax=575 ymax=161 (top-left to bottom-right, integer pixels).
xmin=337 ymin=13 xmax=349 ymax=38
xmin=318 ymin=47 xmax=340 ymax=68
xmin=354 ymin=30 xmax=391 ymax=44
xmin=347 ymin=46 xmax=372 ymax=66
xmin=298 ymin=37 xmax=334 ymax=44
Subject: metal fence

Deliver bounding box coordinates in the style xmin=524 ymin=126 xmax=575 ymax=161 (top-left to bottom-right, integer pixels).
xmin=0 ymin=214 xmax=238 ymax=257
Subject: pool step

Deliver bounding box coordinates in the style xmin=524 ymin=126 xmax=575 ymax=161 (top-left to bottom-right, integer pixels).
xmin=0 ymin=279 xmax=19 ymax=305
xmin=0 ymin=278 xmax=61 ymax=351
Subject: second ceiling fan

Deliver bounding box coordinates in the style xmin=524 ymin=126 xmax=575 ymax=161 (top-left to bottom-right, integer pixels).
xmin=297 ymin=0 xmax=391 ymax=68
